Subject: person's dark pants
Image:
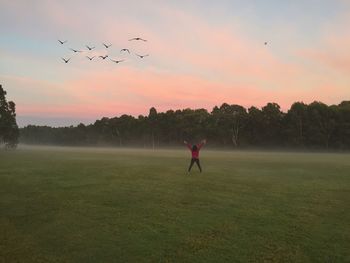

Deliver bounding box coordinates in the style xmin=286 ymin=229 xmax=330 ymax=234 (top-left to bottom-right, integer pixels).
xmin=188 ymin=158 xmax=202 ymax=172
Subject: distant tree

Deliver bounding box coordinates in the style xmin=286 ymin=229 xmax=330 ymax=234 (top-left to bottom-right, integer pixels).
xmin=211 ymin=105 xmax=229 ymax=145
xmin=193 ymin=108 xmax=210 ymax=141
xmin=306 ymin=102 xmax=337 ymax=149
xmin=111 ymin=122 xmax=123 ymax=147
xmin=176 ymin=108 xmax=209 ymax=144
xmin=118 ymin=114 xmax=138 ymax=145
xmin=0 ymin=85 xmax=19 ymax=149
xmin=285 ymin=102 xmax=308 ymax=147
xmin=246 ymin=106 xmax=264 ymax=146
xmin=261 ymin=103 xmax=284 ymax=146
xmin=75 ymin=123 xmax=88 ymax=145
xmin=230 ymin=105 xmax=248 ymax=147
xmin=212 ymin=103 xmax=248 ymax=147
xmin=148 ymin=107 xmax=158 ymax=150
xmin=336 ymin=101 xmax=350 ymax=149
xmin=93 ymin=117 xmax=111 ymax=145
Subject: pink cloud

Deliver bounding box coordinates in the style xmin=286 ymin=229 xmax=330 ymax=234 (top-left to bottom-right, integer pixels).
xmin=55 ymin=66 xmax=347 ymax=118
xmin=300 ymin=41 xmax=350 ymax=75
xmin=2 ymin=1 xmax=349 ymax=122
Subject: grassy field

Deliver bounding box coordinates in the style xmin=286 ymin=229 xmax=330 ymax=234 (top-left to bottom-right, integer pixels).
xmin=0 ymin=146 xmax=349 ymax=262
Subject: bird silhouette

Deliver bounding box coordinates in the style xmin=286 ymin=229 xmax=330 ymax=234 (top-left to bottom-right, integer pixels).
xmin=129 ymin=37 xmax=147 ymax=42
xmin=110 ymin=59 xmax=125 ymax=64
xmin=61 ymin=58 xmax=71 ymax=63
xmin=99 ymin=55 xmax=108 ymax=60
xmin=58 ymin=39 xmax=67 ymax=44
xmin=136 ymin=54 xmax=149 ymax=59
xmin=103 ymin=43 xmax=112 ymax=48
xmin=120 ymin=49 xmax=130 ymax=54
xmin=264 ymin=42 xmax=268 ymax=45
xmin=70 ymin=48 xmax=82 ymax=53
xmin=86 ymin=56 xmax=95 ymax=60
xmin=86 ymin=45 xmax=95 ymax=50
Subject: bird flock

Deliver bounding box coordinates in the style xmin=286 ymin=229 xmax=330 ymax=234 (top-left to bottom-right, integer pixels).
xmin=58 ymin=37 xmax=149 ymax=65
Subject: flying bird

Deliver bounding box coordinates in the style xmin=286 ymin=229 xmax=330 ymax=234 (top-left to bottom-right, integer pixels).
xmin=120 ymin=48 xmax=130 ymax=54
xmin=129 ymin=37 xmax=147 ymax=42
xmin=103 ymin=43 xmax=112 ymax=48
xmin=99 ymin=55 xmax=108 ymax=59
xmin=136 ymin=54 xmax=149 ymax=59
xmin=58 ymin=39 xmax=67 ymax=44
xmin=86 ymin=45 xmax=95 ymax=50
xmin=86 ymin=56 xmax=95 ymax=60
xmin=70 ymin=48 xmax=82 ymax=53
xmin=61 ymin=57 xmax=71 ymax=63
xmin=110 ymin=59 xmax=125 ymax=64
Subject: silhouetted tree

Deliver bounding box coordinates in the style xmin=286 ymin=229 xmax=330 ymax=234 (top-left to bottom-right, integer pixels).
xmin=306 ymin=102 xmax=337 ymax=149
xmin=148 ymin=107 xmax=158 ymax=150
xmin=0 ymin=85 xmax=19 ymax=149
xmin=261 ymin=103 xmax=284 ymax=146
xmin=285 ymin=102 xmax=308 ymax=147
xmin=336 ymin=101 xmax=350 ymax=149
xmin=245 ymin=106 xmax=264 ymax=146
xmin=211 ymin=104 xmax=247 ymax=147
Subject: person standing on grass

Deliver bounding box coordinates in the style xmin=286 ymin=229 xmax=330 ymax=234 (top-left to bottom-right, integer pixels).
xmin=184 ymin=139 xmax=206 ymax=173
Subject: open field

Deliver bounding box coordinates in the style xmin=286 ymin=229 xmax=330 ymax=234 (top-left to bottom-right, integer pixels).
xmin=1 ymin=146 xmax=349 ymax=262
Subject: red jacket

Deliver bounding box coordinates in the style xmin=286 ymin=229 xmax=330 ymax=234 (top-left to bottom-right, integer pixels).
xmin=187 ymin=143 xmax=204 ymax=159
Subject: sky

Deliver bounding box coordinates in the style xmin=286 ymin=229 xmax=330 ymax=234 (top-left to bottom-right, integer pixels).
xmin=1 ymin=0 xmax=349 ymax=127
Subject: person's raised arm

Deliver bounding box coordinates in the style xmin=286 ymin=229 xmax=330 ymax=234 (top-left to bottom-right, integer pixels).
xmin=184 ymin=140 xmax=192 ymax=150
xmin=198 ymin=139 xmax=207 ymax=150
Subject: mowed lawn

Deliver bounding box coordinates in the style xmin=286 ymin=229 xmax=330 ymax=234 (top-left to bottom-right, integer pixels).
xmin=1 ymin=146 xmax=349 ymax=263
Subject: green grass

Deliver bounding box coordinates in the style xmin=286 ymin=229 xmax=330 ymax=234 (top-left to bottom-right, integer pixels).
xmin=1 ymin=146 xmax=349 ymax=262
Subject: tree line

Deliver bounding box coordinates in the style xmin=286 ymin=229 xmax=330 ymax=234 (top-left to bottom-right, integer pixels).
xmin=20 ymin=101 xmax=350 ymax=150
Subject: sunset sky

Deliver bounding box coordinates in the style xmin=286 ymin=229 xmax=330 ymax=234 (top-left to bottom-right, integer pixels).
xmin=1 ymin=0 xmax=349 ymax=127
